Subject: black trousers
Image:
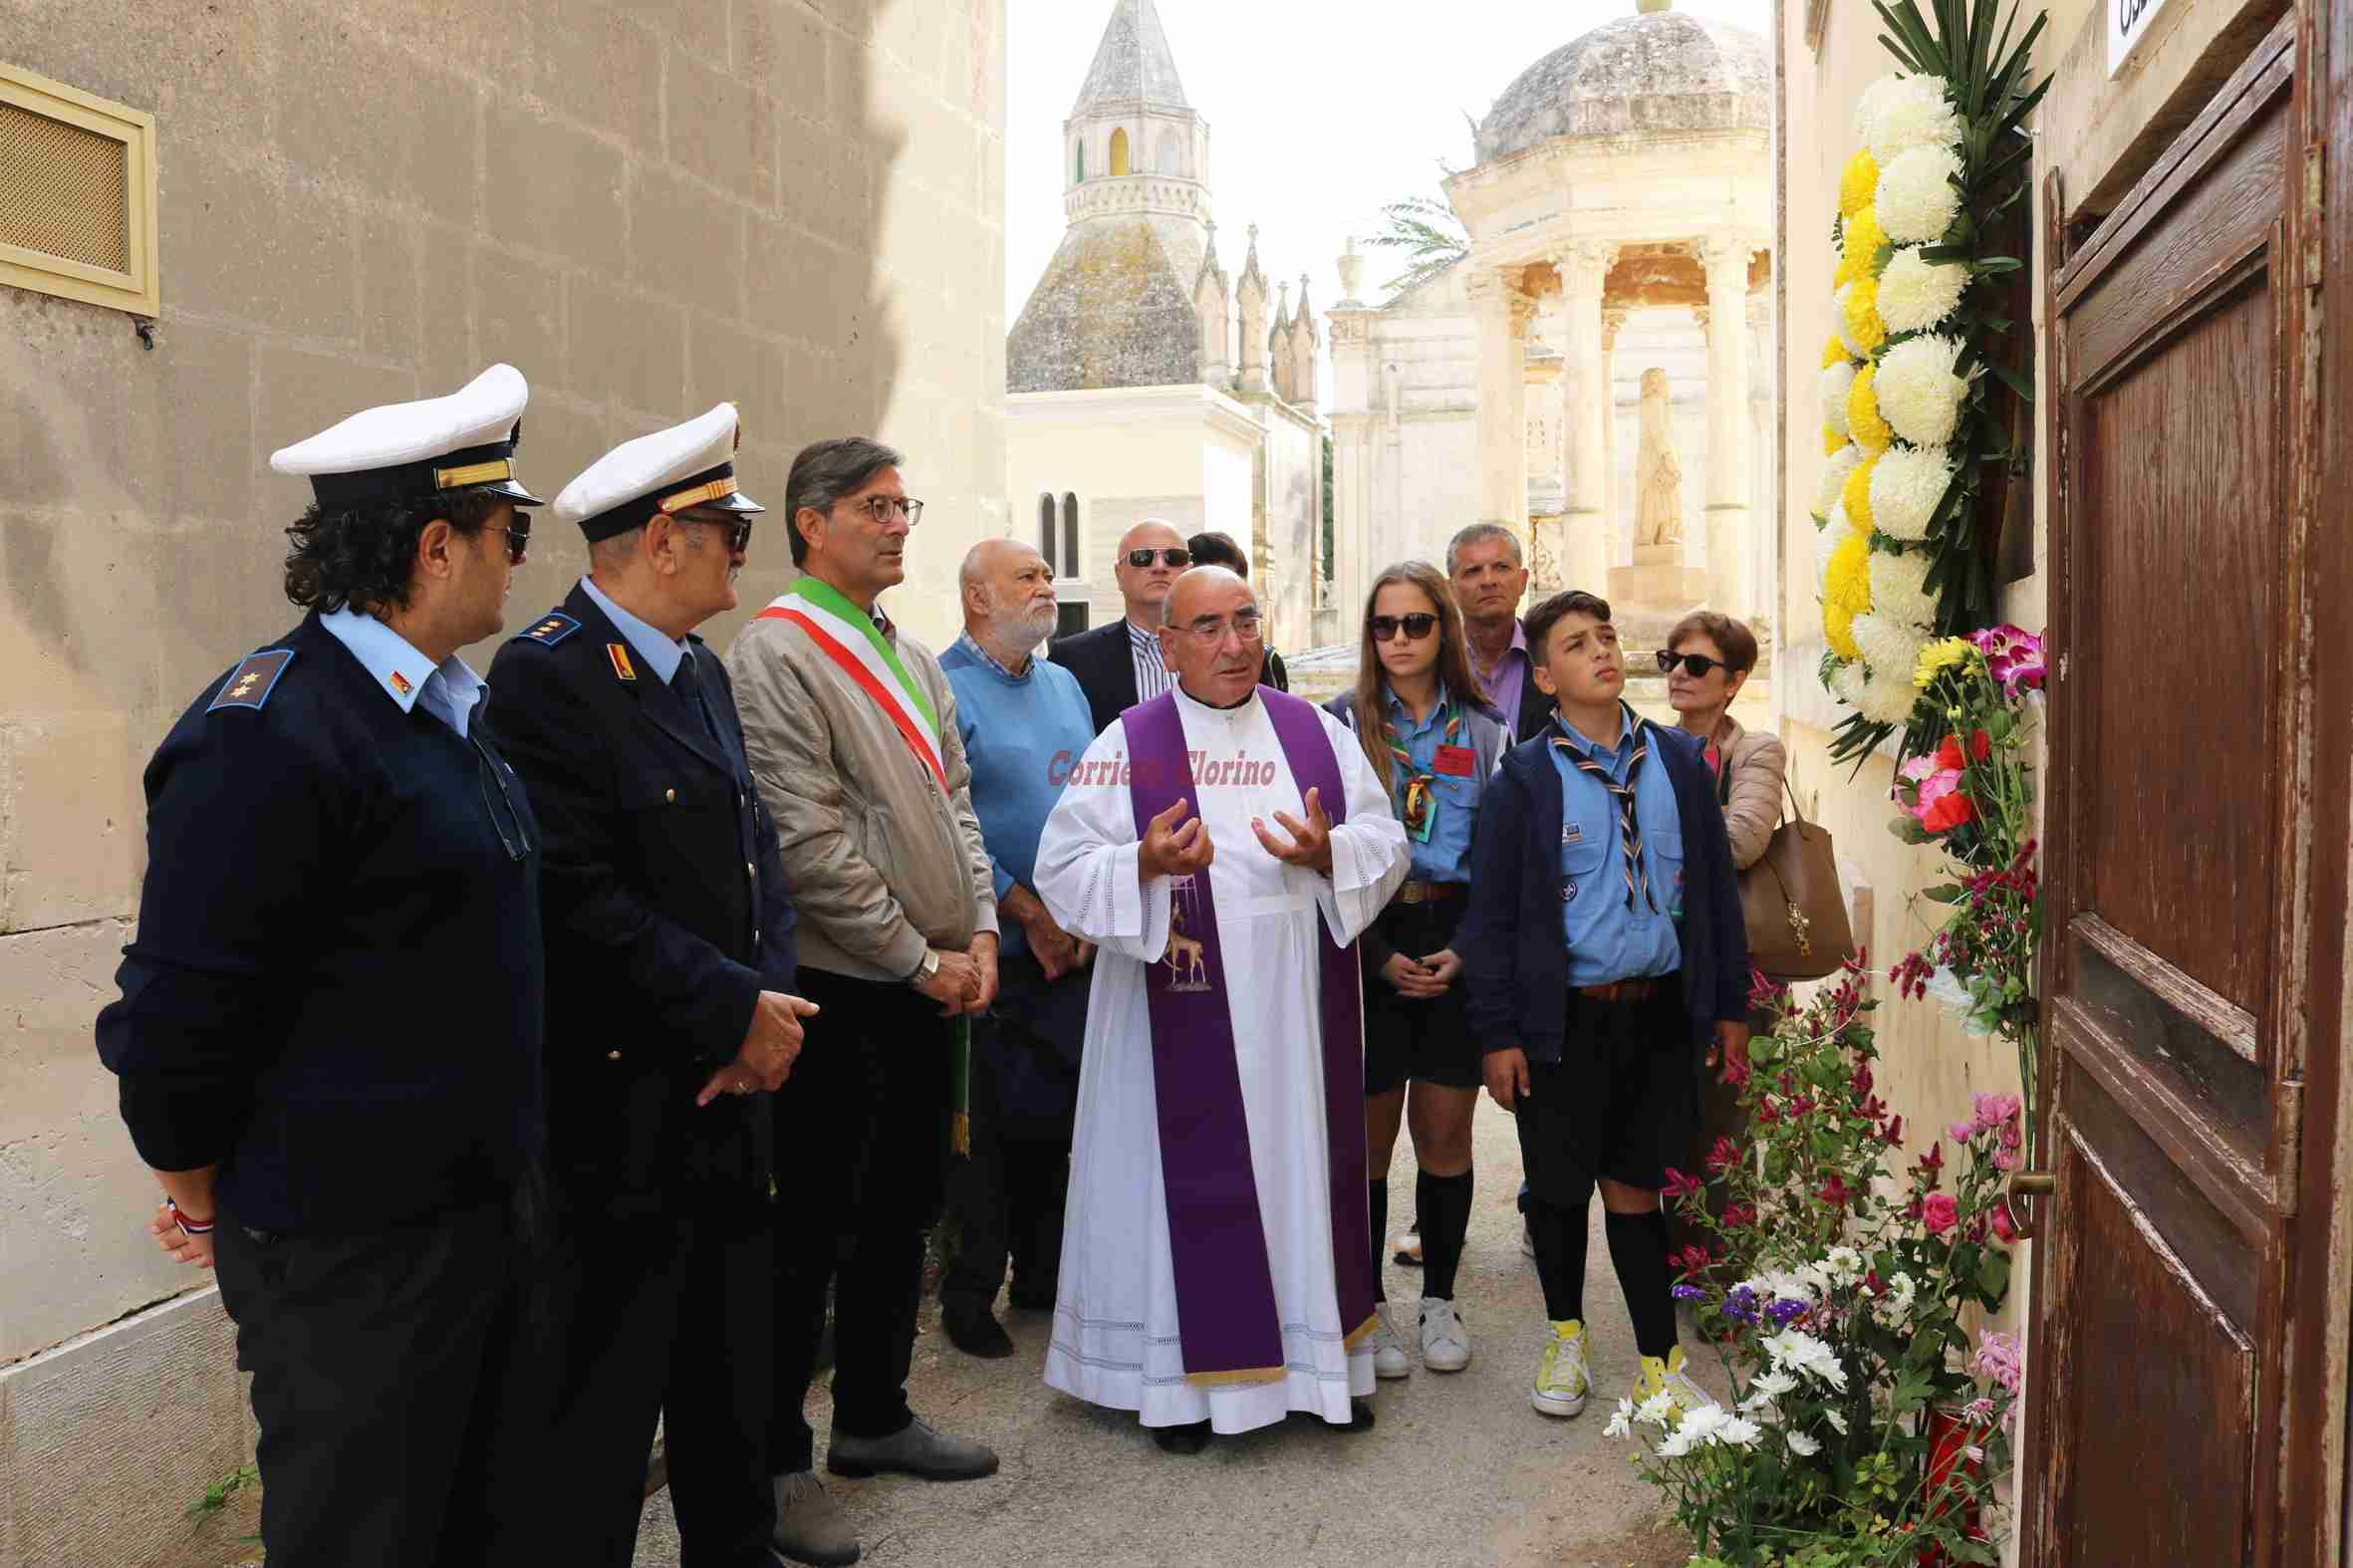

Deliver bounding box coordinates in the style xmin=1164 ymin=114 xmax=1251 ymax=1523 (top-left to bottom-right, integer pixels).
xmin=769 ymin=966 xmax=952 ymax=1474
xmin=941 ymin=1010 xmax=1074 ymax=1313
xmin=538 ymin=1195 xmax=776 ymax=1568
xmin=212 ymin=1196 xmax=539 ymax=1568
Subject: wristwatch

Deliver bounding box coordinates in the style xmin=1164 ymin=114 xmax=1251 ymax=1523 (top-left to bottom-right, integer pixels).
xmin=906 ymin=948 xmax=940 ymax=988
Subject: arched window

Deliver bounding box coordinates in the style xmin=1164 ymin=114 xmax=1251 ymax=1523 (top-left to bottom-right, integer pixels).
xmin=1074 ymin=140 xmax=1084 ymax=183
xmin=1109 ymin=128 xmax=1130 ymax=177
xmin=1037 ymin=493 xmax=1057 ymax=573
xmin=1060 ymin=493 xmax=1080 ymax=577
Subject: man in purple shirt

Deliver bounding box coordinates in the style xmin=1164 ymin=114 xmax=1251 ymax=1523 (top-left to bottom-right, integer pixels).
xmin=1448 ymin=524 xmax=1549 ymax=740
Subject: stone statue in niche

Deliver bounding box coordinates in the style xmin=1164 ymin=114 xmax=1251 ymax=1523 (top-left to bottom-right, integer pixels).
xmin=1633 ymin=367 xmax=1685 ymax=548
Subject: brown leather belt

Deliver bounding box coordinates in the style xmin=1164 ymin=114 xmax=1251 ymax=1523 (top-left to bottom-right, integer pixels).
xmin=1394 ymin=881 xmax=1463 ymax=905
xmin=1576 ymin=976 xmax=1669 ymax=1004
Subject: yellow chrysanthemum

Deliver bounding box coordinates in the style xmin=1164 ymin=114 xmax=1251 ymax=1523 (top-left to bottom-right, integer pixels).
xmin=1822 ymin=334 xmax=1850 ymax=370
xmin=1825 ymin=601 xmax=1862 ymax=661
xmin=1913 ymin=636 xmax=1973 ymax=688
xmin=1841 ymin=450 xmax=1881 ymax=534
xmin=1846 ymin=365 xmax=1891 ymax=453
xmin=1833 ymin=205 xmax=1888 ymax=289
xmin=1843 ymin=274 xmax=1888 ymax=355
xmin=1825 ymin=529 xmax=1873 ymax=615
xmin=1824 ymin=426 xmax=1846 ymax=455
xmin=1840 ymin=148 xmax=1881 ymax=219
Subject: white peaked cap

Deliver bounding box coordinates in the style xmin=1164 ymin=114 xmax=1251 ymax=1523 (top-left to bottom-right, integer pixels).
xmin=268 ymin=365 xmax=541 ymax=507
xmin=553 ymin=401 xmax=764 ymax=541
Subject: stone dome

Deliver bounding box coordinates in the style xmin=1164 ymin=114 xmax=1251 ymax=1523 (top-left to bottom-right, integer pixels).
xmin=1475 ymin=6 xmax=1770 ymax=164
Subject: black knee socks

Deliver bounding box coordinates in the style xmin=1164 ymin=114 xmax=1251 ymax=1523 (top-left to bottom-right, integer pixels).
xmin=1605 ymin=1207 xmax=1678 ymax=1359
xmin=1415 ymin=1168 xmax=1474 ymax=1303
xmin=1527 ymin=1196 xmax=1588 ymax=1324
xmin=1368 ymin=1177 xmax=1388 ymax=1303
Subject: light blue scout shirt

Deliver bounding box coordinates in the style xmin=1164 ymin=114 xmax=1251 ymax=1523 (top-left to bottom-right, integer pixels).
xmin=1383 ymin=682 xmax=1481 ymax=885
xmin=319 ymin=606 xmax=484 ymax=738
xmin=580 ymin=574 xmax=686 ymax=685
xmin=1546 ymin=702 xmax=1684 ymax=986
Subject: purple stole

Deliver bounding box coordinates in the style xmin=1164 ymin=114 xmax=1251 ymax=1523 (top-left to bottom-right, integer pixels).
xmin=1121 ymin=687 xmax=1379 ymax=1385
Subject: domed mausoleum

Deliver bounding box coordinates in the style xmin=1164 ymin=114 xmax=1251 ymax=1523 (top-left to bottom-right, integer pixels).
xmin=1326 ymin=0 xmax=1773 ymax=645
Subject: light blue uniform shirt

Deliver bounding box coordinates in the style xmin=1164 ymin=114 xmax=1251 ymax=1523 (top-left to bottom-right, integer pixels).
xmin=319 ymin=607 xmax=484 ymax=738
xmin=580 ymin=574 xmax=687 ymax=685
xmin=1383 ymin=682 xmax=1481 ymax=885
xmin=1546 ymin=704 xmax=1685 ymax=986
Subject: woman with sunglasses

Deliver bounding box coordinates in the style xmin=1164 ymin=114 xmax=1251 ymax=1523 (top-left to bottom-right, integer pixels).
xmin=1323 ymin=562 xmax=1511 ymax=1381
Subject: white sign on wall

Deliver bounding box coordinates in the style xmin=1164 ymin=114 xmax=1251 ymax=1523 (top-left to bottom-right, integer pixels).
xmin=2109 ymin=0 xmax=2179 ymax=78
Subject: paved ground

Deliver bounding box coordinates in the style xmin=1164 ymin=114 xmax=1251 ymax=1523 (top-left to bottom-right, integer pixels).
xmin=634 ymin=1098 xmax=1700 ymax=1568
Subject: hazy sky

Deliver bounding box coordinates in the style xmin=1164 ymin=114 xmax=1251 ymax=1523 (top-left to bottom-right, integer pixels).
xmin=1004 ymin=0 xmax=1774 ymax=327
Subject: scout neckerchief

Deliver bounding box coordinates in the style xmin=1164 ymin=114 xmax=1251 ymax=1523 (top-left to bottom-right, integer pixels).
xmin=1383 ymin=691 xmax=1461 ymax=846
xmin=1551 ymin=710 xmax=1659 ymax=913
xmin=758 ymin=577 xmax=946 ymax=792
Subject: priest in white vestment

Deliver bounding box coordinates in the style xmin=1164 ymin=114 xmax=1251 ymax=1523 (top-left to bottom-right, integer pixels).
xmin=1034 ymin=568 xmax=1410 ymax=1451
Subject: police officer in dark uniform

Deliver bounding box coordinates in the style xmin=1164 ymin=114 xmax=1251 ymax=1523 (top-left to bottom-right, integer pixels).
xmin=95 ymin=365 xmax=550 ymax=1568
xmin=487 ymin=403 xmax=813 ymax=1568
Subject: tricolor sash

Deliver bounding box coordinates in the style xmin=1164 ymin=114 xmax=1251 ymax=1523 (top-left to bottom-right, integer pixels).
xmin=757 ymin=578 xmax=946 ymax=792
xmin=1121 ymin=688 xmax=1379 ymax=1386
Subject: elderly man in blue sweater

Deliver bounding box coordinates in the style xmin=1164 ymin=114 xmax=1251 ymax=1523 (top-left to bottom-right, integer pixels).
xmin=936 ymin=539 xmax=1101 ymax=1358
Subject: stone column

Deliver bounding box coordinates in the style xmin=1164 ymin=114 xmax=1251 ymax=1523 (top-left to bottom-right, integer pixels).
xmin=1699 ymin=232 xmax=1756 ymax=617
xmin=1600 ymin=305 xmax=1627 ymax=569
xmin=1465 ymin=268 xmax=1529 ymax=546
xmin=1557 ymin=241 xmax=1615 ymax=596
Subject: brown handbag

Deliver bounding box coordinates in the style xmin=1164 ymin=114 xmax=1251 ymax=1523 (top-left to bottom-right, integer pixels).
xmin=1721 ymin=766 xmax=1857 ymax=981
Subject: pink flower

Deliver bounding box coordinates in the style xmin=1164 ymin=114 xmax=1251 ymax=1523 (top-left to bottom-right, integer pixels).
xmin=1971 ymin=1091 xmax=2023 ymax=1132
xmin=1972 ymin=1329 xmax=2023 ymax=1392
xmin=1909 ymin=767 xmax=1965 ymax=826
xmin=1948 ymin=1119 xmax=1976 ymax=1145
xmin=1991 ymin=1145 xmax=2021 ymax=1173
xmin=1921 ymin=1191 xmax=1960 ymax=1234
xmin=1664 ymin=1168 xmax=1703 ymax=1201
xmin=1989 ymin=1199 xmax=2019 ymax=1243
xmin=1817 ymin=1174 xmax=1853 ymax=1207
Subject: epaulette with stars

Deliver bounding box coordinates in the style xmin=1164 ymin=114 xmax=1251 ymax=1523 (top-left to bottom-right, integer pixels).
xmin=205 ymin=649 xmax=297 ymax=714
xmin=514 ymin=612 xmax=581 ymax=648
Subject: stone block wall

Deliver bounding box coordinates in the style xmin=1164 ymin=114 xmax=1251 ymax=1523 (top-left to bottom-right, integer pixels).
xmin=0 ymin=1 xmax=1004 ymax=1561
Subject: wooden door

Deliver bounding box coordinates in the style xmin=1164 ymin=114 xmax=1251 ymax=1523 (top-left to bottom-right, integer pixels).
xmin=2034 ymin=15 xmax=2332 ymax=1565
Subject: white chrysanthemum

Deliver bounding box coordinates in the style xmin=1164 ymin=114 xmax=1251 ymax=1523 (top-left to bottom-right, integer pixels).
xmin=1817 ymin=443 xmax=1863 ymax=521
xmin=1828 ymin=660 xmax=1868 ymax=707
xmin=1820 ymin=360 xmax=1858 ymax=436
xmin=1720 ymin=1417 xmax=1764 ymax=1448
xmin=1860 ymin=664 xmax=1925 ymax=724
xmin=1877 ymin=246 xmax=1968 ymax=332
xmin=1816 ymin=510 xmax=1855 ymax=595
xmin=1604 ymin=1398 xmax=1635 ymax=1438
xmin=1825 ymin=1407 xmax=1850 ymax=1436
xmin=1824 ymin=1246 xmax=1866 ymax=1286
xmin=1832 ymin=282 xmax=1866 ymax=359
xmin=1850 ymin=74 xmax=1905 ymax=145
xmin=1636 ymin=1390 xmax=1678 ymax=1427
xmin=1877 ymin=144 xmax=1963 ymax=244
xmin=1872 ymin=1270 xmax=1919 ymax=1328
xmin=1869 ymin=550 xmax=1938 ymax=628
xmin=1855 ymin=610 xmax=1930 ymax=682
xmin=1876 ymin=334 xmax=1969 ymax=446
xmin=1868 ymin=443 xmax=1954 ymax=540
xmin=1787 ymin=1431 xmax=1824 ymax=1457
xmin=1862 ymin=75 xmax=1961 ymax=164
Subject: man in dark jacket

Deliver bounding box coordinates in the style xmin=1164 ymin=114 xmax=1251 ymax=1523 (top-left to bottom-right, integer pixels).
xmin=1459 ymin=590 xmax=1749 ymax=1429
xmin=1048 ymin=518 xmax=1189 ymax=733
xmin=490 ymin=403 xmax=814 ymax=1568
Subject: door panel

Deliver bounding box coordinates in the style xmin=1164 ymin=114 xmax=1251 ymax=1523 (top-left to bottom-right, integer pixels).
xmin=2033 ymin=16 xmax=2306 ymax=1566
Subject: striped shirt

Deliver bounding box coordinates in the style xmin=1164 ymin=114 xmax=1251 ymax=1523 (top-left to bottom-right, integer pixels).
xmin=1128 ymin=620 xmax=1172 ymax=703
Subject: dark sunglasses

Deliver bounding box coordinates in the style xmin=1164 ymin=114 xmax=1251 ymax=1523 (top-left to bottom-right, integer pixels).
xmin=1126 ymin=548 xmax=1191 ymax=569
xmin=1370 ymin=613 xmax=1439 ymax=643
xmin=485 ymin=517 xmax=530 ymax=566
xmin=1658 ymin=650 xmax=1731 ymax=678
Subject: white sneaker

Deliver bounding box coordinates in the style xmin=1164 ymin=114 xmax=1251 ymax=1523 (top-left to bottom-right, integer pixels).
xmin=1531 ymin=1320 xmax=1590 ymax=1418
xmin=1367 ymin=1302 xmax=1412 ymax=1380
xmin=1419 ymin=1297 xmax=1471 ymax=1373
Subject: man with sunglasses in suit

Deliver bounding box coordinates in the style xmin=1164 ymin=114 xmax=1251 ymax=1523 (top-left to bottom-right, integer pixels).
xmin=489 ymin=404 xmax=815 ymax=1567
xmin=1048 ymin=519 xmax=1192 ymax=734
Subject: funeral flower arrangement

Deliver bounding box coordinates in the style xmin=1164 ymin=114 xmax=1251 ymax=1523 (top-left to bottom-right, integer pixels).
xmin=1888 ymin=626 xmax=2047 ymax=1133
xmin=1815 ymin=0 xmax=2048 ymax=764
xmin=1623 ymin=964 xmax=2024 ymax=1566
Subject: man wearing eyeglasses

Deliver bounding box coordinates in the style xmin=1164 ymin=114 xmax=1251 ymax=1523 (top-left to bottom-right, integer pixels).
xmin=487 ymin=404 xmax=814 ymax=1568
xmin=95 ymin=368 xmax=552 ymax=1568
xmin=1048 ymin=518 xmax=1193 ymax=734
xmin=726 ymin=436 xmax=1002 ymax=1566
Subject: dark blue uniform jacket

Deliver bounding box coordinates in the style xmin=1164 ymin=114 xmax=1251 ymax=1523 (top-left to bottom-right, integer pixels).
xmin=487 ymin=583 xmax=796 ymax=1213
xmin=96 ymin=613 xmax=545 ymax=1233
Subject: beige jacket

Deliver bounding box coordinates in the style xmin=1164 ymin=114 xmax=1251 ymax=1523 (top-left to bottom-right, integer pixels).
xmin=726 ymin=605 xmax=996 ymax=983
xmin=1713 ymin=714 xmax=1789 ymax=872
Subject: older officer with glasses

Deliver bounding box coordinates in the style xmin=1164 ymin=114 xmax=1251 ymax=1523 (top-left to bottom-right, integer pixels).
xmin=96 ymin=366 xmax=551 ymax=1568
xmin=1047 ymin=518 xmax=1192 ymax=734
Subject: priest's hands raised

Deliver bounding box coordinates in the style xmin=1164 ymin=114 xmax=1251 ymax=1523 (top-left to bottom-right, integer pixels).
xmin=1251 ymin=786 xmax=1335 ymax=876
xmin=1139 ymin=796 xmax=1214 ymax=880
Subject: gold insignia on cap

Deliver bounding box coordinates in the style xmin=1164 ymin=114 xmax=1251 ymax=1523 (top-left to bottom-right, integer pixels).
xmin=657 ymin=476 xmax=739 ymax=513
xmin=434 ymin=458 xmax=515 ymax=490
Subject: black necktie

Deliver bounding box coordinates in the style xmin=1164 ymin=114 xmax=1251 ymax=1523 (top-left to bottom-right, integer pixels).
xmin=672 ymin=652 xmax=727 ymax=753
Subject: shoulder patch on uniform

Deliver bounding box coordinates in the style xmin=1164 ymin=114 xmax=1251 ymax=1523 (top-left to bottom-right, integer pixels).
xmin=515 ymin=612 xmax=581 ymax=647
xmin=206 ymin=649 xmax=297 ymax=713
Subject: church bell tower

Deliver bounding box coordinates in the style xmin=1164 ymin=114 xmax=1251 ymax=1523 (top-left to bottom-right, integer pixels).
xmin=1062 ymin=0 xmax=1213 ymax=285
